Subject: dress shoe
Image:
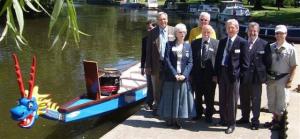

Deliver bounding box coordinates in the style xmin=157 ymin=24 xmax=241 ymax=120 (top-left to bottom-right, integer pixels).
xmin=269 ymin=123 xmax=281 ymax=131
xmin=264 ymin=119 xmax=276 ymax=128
xmin=236 ymin=118 xmax=249 ymax=124
xmin=174 ymin=122 xmax=182 ymax=129
xmin=152 ymin=109 xmax=158 ymax=116
xmin=205 ymin=117 xmax=213 ymax=123
xmin=250 ymin=123 xmax=259 ymax=130
xmin=225 ymin=126 xmax=235 ymax=134
xmin=143 ymin=104 xmax=152 ymax=111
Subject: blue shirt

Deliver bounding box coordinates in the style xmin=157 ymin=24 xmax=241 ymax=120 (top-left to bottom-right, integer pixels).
xmin=159 ymin=27 xmax=168 ymax=60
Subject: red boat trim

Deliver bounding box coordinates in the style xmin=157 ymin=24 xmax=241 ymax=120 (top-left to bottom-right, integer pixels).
xmin=101 ymin=86 xmax=119 ymax=92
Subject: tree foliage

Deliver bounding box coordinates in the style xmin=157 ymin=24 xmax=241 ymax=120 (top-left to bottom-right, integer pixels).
xmin=0 ymin=0 xmax=86 ymax=50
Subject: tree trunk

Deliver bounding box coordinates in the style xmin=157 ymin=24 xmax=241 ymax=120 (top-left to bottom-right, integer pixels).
xmin=276 ymin=0 xmax=284 ymax=9
xmin=253 ymin=0 xmax=264 ymax=10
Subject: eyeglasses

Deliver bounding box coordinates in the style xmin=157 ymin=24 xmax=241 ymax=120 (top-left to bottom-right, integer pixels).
xmin=177 ymin=31 xmax=186 ymax=34
xmin=200 ymin=19 xmax=208 ymax=22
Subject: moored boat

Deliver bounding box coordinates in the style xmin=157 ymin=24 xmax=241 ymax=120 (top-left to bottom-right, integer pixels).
xmin=120 ymin=0 xmax=145 ymax=9
xmin=147 ymin=0 xmax=158 ymax=9
xmin=197 ymin=4 xmax=220 ymax=20
xmin=10 ymin=55 xmax=147 ymax=128
xmin=218 ymin=6 xmax=250 ymax=23
xmin=239 ymin=24 xmax=300 ymax=43
xmin=218 ymin=0 xmax=250 ymax=23
xmin=187 ymin=3 xmax=220 ymax=20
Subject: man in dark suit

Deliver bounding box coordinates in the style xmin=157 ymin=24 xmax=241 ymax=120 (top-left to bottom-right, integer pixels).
xmin=191 ymin=25 xmax=219 ymax=123
xmin=141 ymin=19 xmax=156 ymax=110
xmin=215 ymin=19 xmax=250 ymax=134
xmin=145 ymin=12 xmax=175 ymax=115
xmin=237 ymin=22 xmax=271 ymax=130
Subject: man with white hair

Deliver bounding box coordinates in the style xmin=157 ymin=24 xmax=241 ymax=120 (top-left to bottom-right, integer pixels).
xmin=188 ymin=12 xmax=217 ymax=43
xmin=215 ymin=19 xmax=250 ymax=134
xmin=145 ymin=12 xmax=175 ymax=116
xmin=191 ymin=25 xmax=219 ymax=123
xmin=264 ymin=25 xmax=297 ymax=130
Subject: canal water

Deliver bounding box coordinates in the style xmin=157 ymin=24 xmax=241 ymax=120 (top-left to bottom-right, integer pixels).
xmin=0 ymin=4 xmax=226 ymax=139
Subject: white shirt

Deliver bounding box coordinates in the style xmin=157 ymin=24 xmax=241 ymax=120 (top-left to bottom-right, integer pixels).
xmin=221 ymin=35 xmax=237 ymax=65
xmin=172 ymin=43 xmax=184 ymax=73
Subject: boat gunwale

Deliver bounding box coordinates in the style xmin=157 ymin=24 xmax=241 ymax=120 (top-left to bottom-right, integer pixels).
xmin=58 ymin=83 xmax=146 ymax=113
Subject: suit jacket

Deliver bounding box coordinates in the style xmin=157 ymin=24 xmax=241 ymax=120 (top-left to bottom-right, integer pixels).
xmin=164 ymin=41 xmax=193 ymax=81
xmin=141 ymin=36 xmax=148 ymax=68
xmin=145 ymin=26 xmax=175 ymax=75
xmin=215 ymin=35 xmax=250 ymax=82
xmin=191 ymin=38 xmax=219 ymax=80
xmin=241 ymin=38 xmax=271 ymax=84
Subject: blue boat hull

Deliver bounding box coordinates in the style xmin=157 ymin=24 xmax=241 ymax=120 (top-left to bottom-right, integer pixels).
xmin=44 ymin=87 xmax=147 ymax=122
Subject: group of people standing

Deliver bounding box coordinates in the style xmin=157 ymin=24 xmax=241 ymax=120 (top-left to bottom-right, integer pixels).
xmin=140 ymin=11 xmax=298 ymax=134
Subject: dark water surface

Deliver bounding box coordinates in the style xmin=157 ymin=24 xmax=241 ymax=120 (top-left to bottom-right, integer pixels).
xmin=0 ymin=4 xmax=226 ymax=138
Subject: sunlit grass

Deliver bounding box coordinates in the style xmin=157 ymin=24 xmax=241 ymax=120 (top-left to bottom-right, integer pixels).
xmin=246 ymin=5 xmax=300 ymax=25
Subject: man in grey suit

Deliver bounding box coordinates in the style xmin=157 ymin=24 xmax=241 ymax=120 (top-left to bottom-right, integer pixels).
xmin=191 ymin=25 xmax=219 ymax=123
xmin=145 ymin=12 xmax=175 ymax=115
xmin=237 ymin=22 xmax=271 ymax=130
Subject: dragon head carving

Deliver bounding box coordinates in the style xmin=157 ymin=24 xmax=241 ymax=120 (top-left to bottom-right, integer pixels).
xmin=10 ymin=54 xmax=57 ymax=128
xmin=10 ymin=54 xmax=38 ymax=128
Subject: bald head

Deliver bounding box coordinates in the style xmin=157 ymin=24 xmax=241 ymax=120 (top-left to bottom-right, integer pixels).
xmin=202 ymin=25 xmax=214 ymax=40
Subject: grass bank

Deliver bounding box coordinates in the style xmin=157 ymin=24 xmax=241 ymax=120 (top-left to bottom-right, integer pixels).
xmin=244 ymin=6 xmax=300 ymax=26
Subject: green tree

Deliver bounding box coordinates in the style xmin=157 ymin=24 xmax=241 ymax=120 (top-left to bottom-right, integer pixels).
xmin=0 ymin=0 xmax=85 ymax=50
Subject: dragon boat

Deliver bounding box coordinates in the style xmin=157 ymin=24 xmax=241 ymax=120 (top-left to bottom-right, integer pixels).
xmin=10 ymin=54 xmax=147 ymax=128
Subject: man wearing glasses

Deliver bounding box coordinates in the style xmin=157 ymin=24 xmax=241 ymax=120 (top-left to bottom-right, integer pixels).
xmin=265 ymin=25 xmax=298 ymax=130
xmin=188 ymin=12 xmax=217 ymax=44
xmin=188 ymin=12 xmax=217 ymax=121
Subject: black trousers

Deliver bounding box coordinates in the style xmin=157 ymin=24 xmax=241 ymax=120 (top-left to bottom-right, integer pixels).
xmin=239 ymin=83 xmax=262 ymax=125
xmin=218 ymin=67 xmax=239 ymax=126
xmin=193 ymin=76 xmax=216 ymax=118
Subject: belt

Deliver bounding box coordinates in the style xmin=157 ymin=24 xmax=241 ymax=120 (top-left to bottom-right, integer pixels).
xmin=267 ymin=71 xmax=289 ymax=80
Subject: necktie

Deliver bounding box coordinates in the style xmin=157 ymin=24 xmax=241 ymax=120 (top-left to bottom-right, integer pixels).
xmin=226 ymin=39 xmax=232 ymax=53
xmin=249 ymin=40 xmax=253 ymax=50
xmin=224 ymin=39 xmax=232 ymax=66
xmin=201 ymin=41 xmax=208 ymax=68
xmin=160 ymin=29 xmax=167 ymax=60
